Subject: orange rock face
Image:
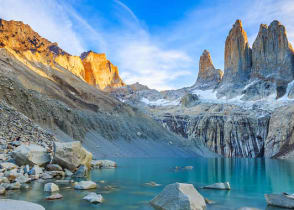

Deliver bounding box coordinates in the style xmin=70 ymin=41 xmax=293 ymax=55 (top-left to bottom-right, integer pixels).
xmin=81 ymin=51 xmax=125 ymax=89
xmin=0 ymin=18 xmax=125 ymax=90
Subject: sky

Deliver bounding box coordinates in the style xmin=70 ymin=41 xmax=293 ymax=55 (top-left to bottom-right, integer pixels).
xmin=0 ymin=0 xmax=293 ymax=90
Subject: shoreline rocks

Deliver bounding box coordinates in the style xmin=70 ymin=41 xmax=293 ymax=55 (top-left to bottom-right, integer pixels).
xmin=44 ymin=183 xmax=59 ymax=192
xmin=74 ymin=181 xmax=96 ymax=190
xmin=83 ymin=192 xmax=103 ymax=203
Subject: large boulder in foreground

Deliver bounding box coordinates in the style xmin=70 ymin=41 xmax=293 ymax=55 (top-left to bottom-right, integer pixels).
xmin=0 ymin=199 xmax=45 ymax=210
xmin=53 ymin=141 xmax=92 ymax=171
xmin=12 ymin=144 xmax=50 ymax=166
xmin=265 ymin=194 xmax=294 ymax=208
xmin=150 ymin=183 xmax=206 ymax=210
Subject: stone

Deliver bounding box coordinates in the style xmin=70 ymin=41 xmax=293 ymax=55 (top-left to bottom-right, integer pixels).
xmin=204 ymin=198 xmax=215 ymax=205
xmin=47 ymin=171 xmax=65 ymax=178
xmin=145 ymin=181 xmax=161 ymax=187
xmin=44 ymin=183 xmax=59 ymax=192
xmin=28 ymin=165 xmax=43 ymax=176
xmin=53 ymin=141 xmax=92 ymax=171
xmin=5 ymin=182 xmax=21 ymax=190
xmin=91 ymin=160 xmax=117 ymax=169
xmin=265 ymin=194 xmax=294 ymax=208
xmin=81 ymin=51 xmax=125 ymax=90
xmin=83 ymin=192 xmax=103 ymax=203
xmin=0 ymin=186 xmax=5 ymax=194
xmin=64 ymin=168 xmax=73 ymax=177
xmin=46 ymin=164 xmax=63 ymax=171
xmin=194 ymin=50 xmax=223 ymax=89
xmin=203 ymin=182 xmax=231 ymax=190
xmin=0 ymin=177 xmax=9 ymax=184
xmin=150 ymin=183 xmax=206 ymax=210
xmin=180 ymin=94 xmax=199 ymax=107
xmin=184 ymin=166 xmax=193 ymax=170
xmin=74 ymin=181 xmax=96 ymax=190
xmin=251 ymin=21 xmax=294 ymax=83
xmin=0 ymin=162 xmax=18 ymax=170
xmin=46 ymin=193 xmax=63 ymax=200
xmin=73 ymin=165 xmax=88 ymax=177
xmin=0 ymin=199 xmax=45 ymax=210
xmin=16 ymin=175 xmax=31 ymax=184
xmin=12 ymin=144 xmax=50 ymax=166
xmin=222 ymin=20 xmax=252 ymax=85
xmin=41 ymin=172 xmax=53 ymax=180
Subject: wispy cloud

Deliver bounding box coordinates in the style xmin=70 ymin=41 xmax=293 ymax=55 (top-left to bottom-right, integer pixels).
xmin=0 ymin=0 xmax=294 ymax=90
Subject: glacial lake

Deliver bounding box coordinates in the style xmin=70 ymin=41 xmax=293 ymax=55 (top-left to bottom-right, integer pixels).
xmin=3 ymin=157 xmax=294 ymax=210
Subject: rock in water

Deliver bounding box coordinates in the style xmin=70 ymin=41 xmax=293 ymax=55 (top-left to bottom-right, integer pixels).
xmin=91 ymin=160 xmax=117 ymax=169
xmin=74 ymin=181 xmax=97 ymax=190
xmin=44 ymin=183 xmax=59 ymax=192
xmin=251 ymin=21 xmax=294 ymax=83
xmin=265 ymin=194 xmax=294 ymax=208
xmin=0 ymin=199 xmax=45 ymax=210
xmin=46 ymin=193 xmax=63 ymax=200
xmin=73 ymin=165 xmax=88 ymax=177
xmin=222 ymin=20 xmax=252 ymax=84
xmin=83 ymin=192 xmax=103 ymax=203
xmin=194 ymin=50 xmax=223 ymax=89
xmin=150 ymin=182 xmax=206 ymax=210
xmin=203 ymin=182 xmax=231 ymax=190
xmin=53 ymin=141 xmax=92 ymax=171
xmin=12 ymin=144 xmax=50 ymax=166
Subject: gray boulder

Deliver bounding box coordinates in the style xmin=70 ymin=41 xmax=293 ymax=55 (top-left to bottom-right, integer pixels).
xmin=53 ymin=141 xmax=92 ymax=171
xmin=46 ymin=164 xmax=63 ymax=171
xmin=44 ymin=183 xmax=59 ymax=192
xmin=46 ymin=193 xmax=63 ymax=200
xmin=203 ymin=182 xmax=231 ymax=190
xmin=150 ymin=182 xmax=206 ymax=210
xmin=265 ymin=194 xmax=294 ymax=208
xmin=12 ymin=144 xmax=50 ymax=166
xmin=0 ymin=162 xmax=18 ymax=170
xmin=0 ymin=199 xmax=45 ymax=210
xmin=0 ymin=186 xmax=5 ymax=194
xmin=73 ymin=165 xmax=88 ymax=177
xmin=74 ymin=181 xmax=96 ymax=190
xmin=83 ymin=192 xmax=103 ymax=203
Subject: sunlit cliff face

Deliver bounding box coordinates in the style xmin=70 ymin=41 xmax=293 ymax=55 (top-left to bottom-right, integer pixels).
xmin=0 ymin=19 xmax=125 ymax=90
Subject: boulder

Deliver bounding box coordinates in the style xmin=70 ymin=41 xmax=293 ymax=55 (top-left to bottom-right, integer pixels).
xmin=184 ymin=166 xmax=194 ymax=170
xmin=12 ymin=144 xmax=50 ymax=166
xmin=74 ymin=181 xmax=96 ymax=190
xmin=265 ymin=194 xmax=294 ymax=208
xmin=0 ymin=199 xmax=45 ymax=210
xmin=53 ymin=141 xmax=92 ymax=171
xmin=3 ymin=182 xmax=21 ymax=190
xmin=145 ymin=181 xmax=161 ymax=187
xmin=0 ymin=162 xmax=18 ymax=170
xmin=150 ymin=183 xmax=206 ymax=210
xmin=83 ymin=192 xmax=103 ymax=203
xmin=0 ymin=186 xmax=5 ymax=194
xmin=203 ymin=182 xmax=231 ymax=190
xmin=91 ymin=160 xmax=117 ymax=169
xmin=180 ymin=94 xmax=199 ymax=107
xmin=64 ymin=168 xmax=73 ymax=177
xmin=46 ymin=193 xmax=63 ymax=200
xmin=46 ymin=164 xmax=63 ymax=171
xmin=28 ymin=165 xmax=43 ymax=176
xmin=73 ymin=165 xmax=88 ymax=177
xmin=44 ymin=183 xmax=59 ymax=192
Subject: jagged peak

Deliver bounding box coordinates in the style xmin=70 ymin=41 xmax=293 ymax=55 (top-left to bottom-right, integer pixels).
xmin=80 ymin=50 xmax=106 ymax=60
xmin=234 ymin=19 xmax=243 ymax=28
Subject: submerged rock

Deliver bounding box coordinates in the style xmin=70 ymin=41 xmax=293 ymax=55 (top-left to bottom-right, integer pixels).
xmin=74 ymin=181 xmax=96 ymax=190
xmin=83 ymin=192 xmax=103 ymax=203
xmin=44 ymin=183 xmax=59 ymax=192
xmin=12 ymin=144 xmax=50 ymax=166
xmin=145 ymin=181 xmax=161 ymax=187
xmin=150 ymin=182 xmax=206 ymax=210
xmin=0 ymin=199 xmax=45 ymax=210
xmin=265 ymin=194 xmax=294 ymax=208
xmin=53 ymin=141 xmax=92 ymax=171
xmin=203 ymin=182 xmax=231 ymax=190
xmin=46 ymin=193 xmax=63 ymax=200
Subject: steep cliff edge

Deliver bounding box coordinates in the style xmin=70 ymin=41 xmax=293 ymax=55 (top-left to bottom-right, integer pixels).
xmin=0 ymin=18 xmax=125 ymax=90
xmin=194 ymin=50 xmax=223 ymax=89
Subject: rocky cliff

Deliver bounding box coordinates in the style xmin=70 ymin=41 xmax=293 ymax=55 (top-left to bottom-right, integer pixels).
xmin=251 ymin=21 xmax=294 ymax=82
xmin=222 ymin=20 xmax=252 ymax=84
xmin=194 ymin=50 xmax=223 ymax=89
xmin=0 ymin=19 xmax=124 ymax=90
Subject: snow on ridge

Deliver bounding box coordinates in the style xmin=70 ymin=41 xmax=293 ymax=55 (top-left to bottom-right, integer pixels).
xmin=141 ymin=97 xmax=180 ymax=106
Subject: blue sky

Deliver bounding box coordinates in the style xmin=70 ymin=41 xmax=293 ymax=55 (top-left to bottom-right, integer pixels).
xmin=0 ymin=0 xmax=294 ymax=90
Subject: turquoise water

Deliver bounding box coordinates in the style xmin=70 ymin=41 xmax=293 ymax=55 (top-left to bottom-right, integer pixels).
xmin=3 ymin=158 xmax=294 ymax=209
